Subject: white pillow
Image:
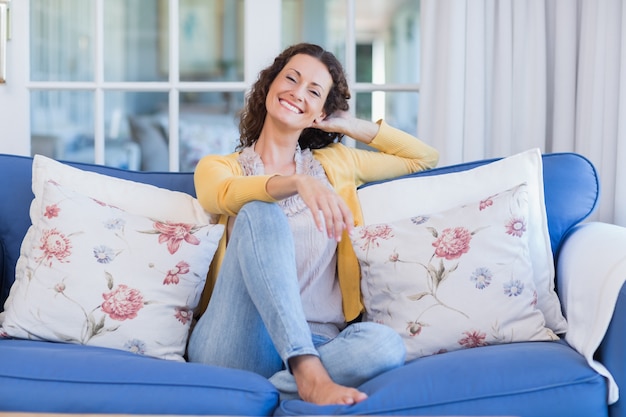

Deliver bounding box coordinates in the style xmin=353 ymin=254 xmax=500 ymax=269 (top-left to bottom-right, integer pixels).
xmin=357 ymin=148 xmax=566 ymax=334
xmin=29 ymin=154 xmax=206 ymax=222
xmin=1 ymin=157 xmax=224 ymax=361
xmin=351 ymin=183 xmax=558 ymax=361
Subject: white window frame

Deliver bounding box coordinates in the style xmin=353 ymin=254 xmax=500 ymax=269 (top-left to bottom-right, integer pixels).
xmin=26 ymin=0 xmax=419 ymax=171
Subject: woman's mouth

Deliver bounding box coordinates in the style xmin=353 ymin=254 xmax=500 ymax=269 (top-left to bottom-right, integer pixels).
xmin=279 ymin=99 xmax=303 ymax=114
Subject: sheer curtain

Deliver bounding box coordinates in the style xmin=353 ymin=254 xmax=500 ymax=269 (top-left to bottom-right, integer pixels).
xmin=418 ymin=0 xmax=626 ymax=226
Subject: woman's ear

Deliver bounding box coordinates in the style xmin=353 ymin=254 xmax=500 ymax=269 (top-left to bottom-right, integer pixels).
xmin=313 ymin=112 xmax=327 ymax=125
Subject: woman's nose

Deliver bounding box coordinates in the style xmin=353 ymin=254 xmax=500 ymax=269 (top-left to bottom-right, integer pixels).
xmin=290 ymin=84 xmax=306 ymax=101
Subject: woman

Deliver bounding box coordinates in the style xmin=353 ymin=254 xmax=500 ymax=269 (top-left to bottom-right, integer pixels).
xmin=188 ymin=43 xmax=439 ymax=405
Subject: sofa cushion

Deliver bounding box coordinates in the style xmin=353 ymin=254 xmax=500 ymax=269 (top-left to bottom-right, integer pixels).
xmin=2 ymin=179 xmax=223 ymax=360
xmin=352 ymin=182 xmax=558 ymax=361
xmin=275 ymin=341 xmax=607 ymax=417
xmin=357 ymin=149 xmax=566 ymax=335
xmin=0 ymin=339 xmax=278 ymax=415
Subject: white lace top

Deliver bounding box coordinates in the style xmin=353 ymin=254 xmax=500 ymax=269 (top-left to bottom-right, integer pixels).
xmin=238 ymin=146 xmax=346 ymax=338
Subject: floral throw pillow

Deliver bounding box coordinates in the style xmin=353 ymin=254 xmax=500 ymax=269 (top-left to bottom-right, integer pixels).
xmin=351 ymin=183 xmax=558 ymax=361
xmin=357 ymin=148 xmax=567 ymax=335
xmin=1 ymin=180 xmax=224 ymax=361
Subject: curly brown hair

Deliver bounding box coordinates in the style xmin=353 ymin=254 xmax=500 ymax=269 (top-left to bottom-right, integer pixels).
xmin=237 ymin=43 xmax=351 ymax=151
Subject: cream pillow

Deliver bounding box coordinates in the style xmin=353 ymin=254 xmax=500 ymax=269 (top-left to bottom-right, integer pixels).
xmin=357 ymin=148 xmax=566 ymax=334
xmin=1 ymin=156 xmax=223 ymax=361
xmin=2 ymin=180 xmax=223 ymax=360
xmin=351 ymin=183 xmax=558 ymax=360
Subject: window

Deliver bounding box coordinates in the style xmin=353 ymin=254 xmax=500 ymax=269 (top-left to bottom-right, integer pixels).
xmin=29 ymin=0 xmax=420 ymax=171
xmin=282 ymin=0 xmax=421 ymax=147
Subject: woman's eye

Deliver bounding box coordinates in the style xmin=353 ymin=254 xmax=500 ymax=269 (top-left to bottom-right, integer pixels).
xmin=286 ymin=75 xmax=296 ymax=82
xmin=310 ymin=90 xmax=321 ymax=98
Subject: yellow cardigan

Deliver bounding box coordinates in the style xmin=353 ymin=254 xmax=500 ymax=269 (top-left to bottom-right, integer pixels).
xmin=193 ymin=120 xmax=439 ymax=321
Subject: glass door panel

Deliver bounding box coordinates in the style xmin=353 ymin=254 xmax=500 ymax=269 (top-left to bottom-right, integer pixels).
xmin=355 ymin=91 xmax=419 ymax=150
xmin=281 ymin=0 xmax=346 ymax=65
xmin=104 ymin=0 xmax=167 ymax=82
xmin=282 ymin=0 xmax=421 ymax=144
xmin=29 ymin=0 xmax=246 ymax=171
xmin=30 ymin=0 xmax=94 ymax=81
xmin=354 ymin=0 xmax=421 ymax=84
xmin=109 ymin=91 xmax=169 ymax=171
xmin=173 ymin=0 xmax=244 ymax=82
xmin=177 ymin=91 xmax=243 ymax=172
xmin=30 ymin=90 xmax=95 ymax=161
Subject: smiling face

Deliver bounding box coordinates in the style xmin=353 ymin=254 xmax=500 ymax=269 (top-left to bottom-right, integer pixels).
xmin=265 ymin=53 xmax=333 ymax=132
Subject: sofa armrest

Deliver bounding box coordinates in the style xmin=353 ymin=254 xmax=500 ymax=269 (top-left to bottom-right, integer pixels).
xmin=600 ymin=282 xmax=626 ymax=417
xmin=556 ymin=222 xmax=626 ymax=406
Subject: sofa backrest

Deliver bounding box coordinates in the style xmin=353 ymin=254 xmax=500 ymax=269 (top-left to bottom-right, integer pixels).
xmin=0 ymin=152 xmax=599 ymax=312
xmin=359 ymin=152 xmax=599 ymax=256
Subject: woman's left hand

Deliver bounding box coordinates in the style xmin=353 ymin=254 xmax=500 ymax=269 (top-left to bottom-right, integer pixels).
xmin=311 ymin=110 xmax=352 ymax=135
xmin=312 ymin=111 xmax=379 ymax=145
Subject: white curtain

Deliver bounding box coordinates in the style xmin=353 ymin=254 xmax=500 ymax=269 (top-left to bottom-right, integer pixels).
xmin=418 ymin=0 xmax=626 ymax=226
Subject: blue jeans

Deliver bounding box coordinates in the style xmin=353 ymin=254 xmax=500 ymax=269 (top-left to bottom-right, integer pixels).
xmin=187 ymin=201 xmax=406 ymax=400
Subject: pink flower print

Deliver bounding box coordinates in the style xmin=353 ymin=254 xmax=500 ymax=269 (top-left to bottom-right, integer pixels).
xmin=175 ymin=307 xmax=193 ymax=325
xmin=505 ymin=216 xmax=526 ymax=237
xmin=36 ymin=228 xmax=72 ymax=266
xmin=154 ymin=221 xmax=201 ymax=254
xmin=432 ymin=227 xmax=472 ymax=260
xmin=164 ymin=261 xmax=190 ymax=285
xmin=355 ymin=224 xmax=394 ymax=252
xmin=101 ymin=284 xmax=144 ymax=321
xmin=458 ymin=330 xmax=489 ymax=348
xmin=479 ymin=198 xmax=493 ymax=211
xmin=44 ymin=204 xmax=60 ymax=219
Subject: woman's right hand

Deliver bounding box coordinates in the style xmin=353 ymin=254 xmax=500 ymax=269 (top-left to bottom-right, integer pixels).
xmin=266 ymin=174 xmax=353 ymax=241
xmin=296 ymin=175 xmax=354 ymax=242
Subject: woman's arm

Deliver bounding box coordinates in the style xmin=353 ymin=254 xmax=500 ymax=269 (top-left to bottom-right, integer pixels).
xmin=194 ymin=154 xmax=277 ymax=216
xmin=314 ymin=111 xmax=439 ymax=176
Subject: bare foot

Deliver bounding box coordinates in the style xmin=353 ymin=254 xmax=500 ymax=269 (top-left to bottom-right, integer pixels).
xmin=289 ymin=355 xmax=368 ymax=405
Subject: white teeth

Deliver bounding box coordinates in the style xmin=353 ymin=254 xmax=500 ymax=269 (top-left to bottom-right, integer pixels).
xmin=280 ymin=99 xmax=302 ymax=114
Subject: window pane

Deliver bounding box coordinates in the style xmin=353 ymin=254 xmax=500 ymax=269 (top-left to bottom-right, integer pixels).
xmin=355 ymin=0 xmax=420 ymax=84
xmin=30 ymin=90 xmax=96 ymax=161
xmin=112 ymin=91 xmax=169 ymax=171
xmin=178 ymin=92 xmax=243 ymax=172
xmin=355 ymin=91 xmax=419 ymax=149
xmin=282 ymin=0 xmax=420 ymax=84
xmin=281 ymin=0 xmax=346 ymax=65
xmin=176 ymin=0 xmax=244 ymax=82
xmin=30 ymin=0 xmax=94 ymax=82
xmin=104 ymin=0 xmax=166 ymax=82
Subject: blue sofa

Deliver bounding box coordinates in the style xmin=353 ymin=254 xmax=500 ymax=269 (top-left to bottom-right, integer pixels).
xmin=0 ymin=151 xmax=624 ymax=417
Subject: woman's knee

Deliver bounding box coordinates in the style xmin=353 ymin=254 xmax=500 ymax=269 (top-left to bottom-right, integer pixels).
xmin=236 ymin=201 xmax=291 ymax=237
xmin=345 ymin=322 xmax=406 ymax=368
xmin=239 ymin=201 xmax=282 ymax=219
